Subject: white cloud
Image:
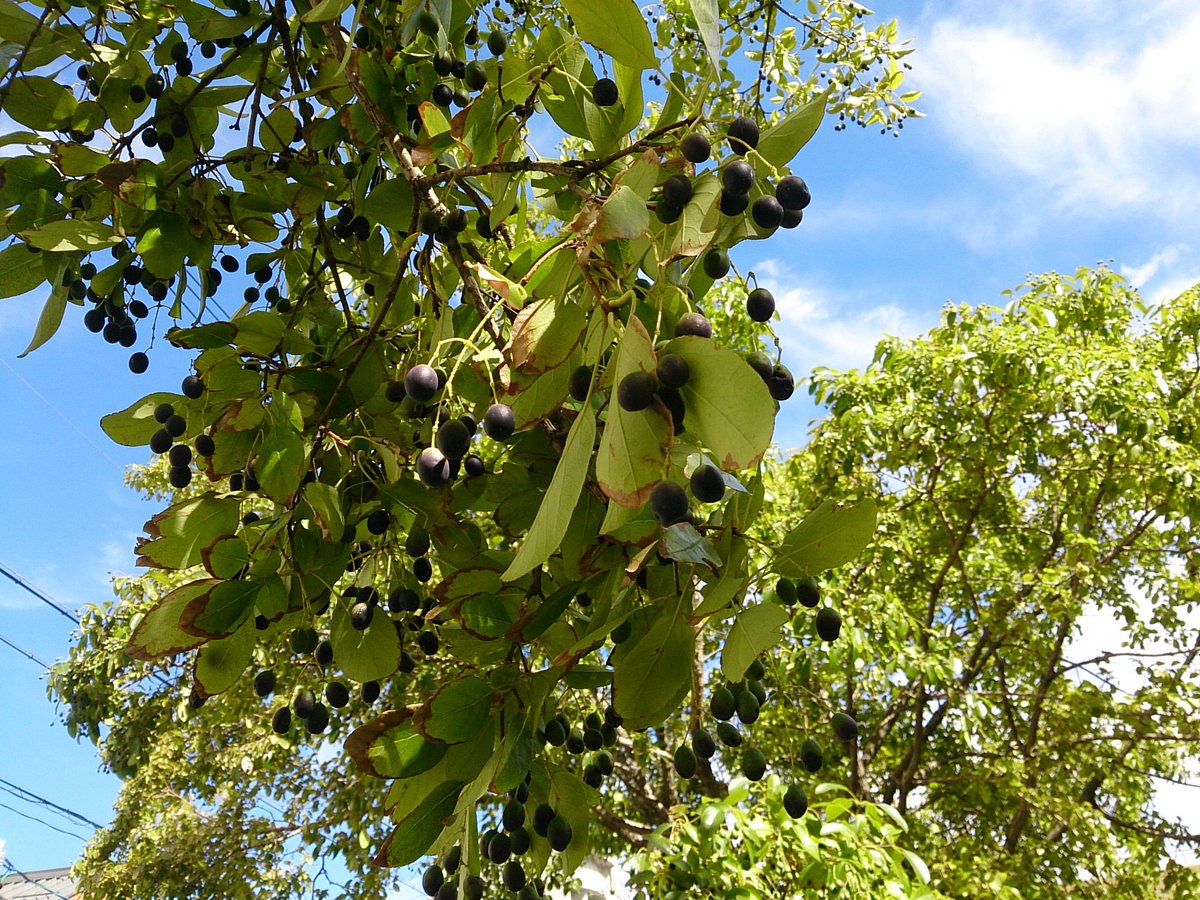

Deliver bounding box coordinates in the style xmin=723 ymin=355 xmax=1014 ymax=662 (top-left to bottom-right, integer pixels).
xmin=915 ymin=4 xmax=1200 ymax=222
xmin=756 ymin=258 xmax=934 ymax=375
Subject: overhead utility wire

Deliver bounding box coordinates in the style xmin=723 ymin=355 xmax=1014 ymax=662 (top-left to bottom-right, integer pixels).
xmin=0 ymin=776 xmax=104 ymax=829
xmin=0 ymin=631 xmax=50 ymax=668
xmin=0 ymin=859 xmax=73 ymax=900
xmin=0 ymin=801 xmax=89 ymax=842
xmin=0 ymin=562 xmax=80 ymax=624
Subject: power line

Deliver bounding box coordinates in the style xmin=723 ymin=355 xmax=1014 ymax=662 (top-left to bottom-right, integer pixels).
xmin=0 ymin=801 xmax=89 ymax=842
xmin=0 ymin=562 xmax=80 ymax=624
xmin=0 ymin=777 xmax=104 ymax=830
xmin=0 ymin=632 xmax=50 ymax=668
xmin=0 ymin=859 xmax=74 ymax=900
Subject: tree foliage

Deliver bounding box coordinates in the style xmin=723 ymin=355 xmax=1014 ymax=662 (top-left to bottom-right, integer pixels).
xmin=738 ymin=269 xmax=1200 ymax=899
xmin=1 ymin=0 xmax=930 ymax=895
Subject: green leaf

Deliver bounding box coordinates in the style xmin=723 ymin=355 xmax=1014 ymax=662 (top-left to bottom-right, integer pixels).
xmin=194 ymin=620 xmax=254 ymax=696
xmin=181 ymin=578 xmax=258 ymax=639
xmin=201 ymin=535 xmax=249 ymax=579
xmin=301 ymin=0 xmax=353 ymax=22
xmin=900 ymin=848 xmax=931 ymax=885
xmin=663 ymin=336 xmax=775 ymax=470
xmin=259 ymin=106 xmax=298 ymax=154
xmin=503 ymin=405 xmax=595 ymax=581
xmin=721 ymin=601 xmax=790 ymax=682
xmin=755 ymin=91 xmax=828 ymax=170
xmin=423 ymin=677 xmax=494 ymax=744
xmin=686 ymin=0 xmax=721 ymax=71
xmin=661 ymin=522 xmax=721 ymax=568
xmin=594 ymin=185 xmax=649 ymax=242
xmin=233 ymin=310 xmax=286 ymax=356
xmin=459 ymin=594 xmax=515 ymax=639
xmin=775 ymin=498 xmax=878 ymax=577
xmin=257 ymin=393 xmax=307 ymax=503
xmin=137 ymin=211 xmax=190 ymax=277
xmin=22 ymin=219 xmax=119 ymax=252
xmin=347 ymin=712 xmax=448 ymax=778
xmin=5 ymin=76 xmax=76 ymax=130
xmin=560 ymin=0 xmax=656 ymax=70
xmin=547 ymin=764 xmax=599 ymax=874
xmin=494 ymin=704 xmax=535 ymax=793
xmin=376 ymin=780 xmax=463 ymax=867
xmin=597 ymin=318 xmax=671 ymax=506
xmin=125 ymin=579 xmax=217 ymax=660
xmin=508 ymin=297 xmax=587 ymax=375
xmin=101 ymin=392 xmax=185 ymax=447
xmin=611 ymin=597 xmax=693 ymax=730
xmin=330 ymin=598 xmax=401 ymax=683
xmin=302 ymin=481 xmax=344 ymax=541
xmin=16 ymin=286 xmax=65 ymax=358
xmin=363 ymin=178 xmax=415 ymax=234
xmin=136 ymin=497 xmax=241 ymax=570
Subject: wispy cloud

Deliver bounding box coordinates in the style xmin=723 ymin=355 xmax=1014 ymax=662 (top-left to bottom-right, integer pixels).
xmin=914 ymin=3 xmax=1200 ymax=224
xmin=755 ymin=258 xmax=935 ymax=376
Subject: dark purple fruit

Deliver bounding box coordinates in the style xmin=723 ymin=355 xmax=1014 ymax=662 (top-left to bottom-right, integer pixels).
xmin=832 ymin=711 xmax=858 ymax=741
xmin=350 ymin=601 xmax=374 ymax=630
xmin=405 ymin=529 xmax=430 ymax=557
xmin=746 ymin=351 xmax=773 ymax=381
xmin=432 ymin=83 xmax=454 ymax=107
xmin=168 ymin=444 xmax=192 ymax=467
xmin=416 ymin=447 xmax=451 ymax=487
xmin=616 ymin=371 xmax=657 ymax=412
xmin=776 ymin=174 xmax=811 ymax=211
xmin=435 ymin=419 xmax=471 ymax=459
xmin=656 ymin=201 xmax=682 ymax=224
xmin=661 ymin=174 xmax=692 ymax=207
xmin=648 ymin=481 xmax=688 ymax=526
xmin=413 ymin=556 xmax=433 ymax=582
xmin=781 ymin=207 xmax=804 ymax=229
xmin=404 ymin=364 xmax=440 ymax=403
xmin=656 ymin=354 xmax=689 ymax=390
xmin=128 ymin=352 xmax=149 ymax=373
xmin=752 ymin=196 xmax=784 ymax=230
xmin=569 ymin=365 xmax=592 ymax=401
xmin=546 ymin=816 xmax=572 ymax=852
xmin=483 ymin=403 xmax=515 ymax=440
xmin=784 ymin=784 xmax=808 ymax=818
xmin=361 ymin=680 xmax=381 ymax=703
xmin=592 ymin=77 xmax=618 ymax=106
xmin=154 ymin=402 xmax=175 ymax=424
xmin=680 ymin=132 xmax=711 ymax=163
xmin=315 ymin=640 xmax=334 ymax=666
xmin=800 ymin=738 xmax=823 ymax=772
xmin=366 ymin=508 xmax=390 ymax=535
xmin=253 ymin=670 xmax=276 ymax=697
xmin=796 ymin=578 xmax=820 ymax=608
xmin=418 ymin=629 xmax=439 ymax=656
xmin=746 ymin=288 xmax=775 ymax=322
xmin=702 ymin=248 xmax=730 ymax=279
xmin=727 ymin=115 xmax=759 ymax=154
xmin=816 ymin=606 xmax=841 ymax=641
xmin=692 ymin=728 xmax=717 ymax=759
xmin=675 ymin=312 xmax=712 ymax=338
xmin=721 ymin=160 xmax=754 ymax=196
xmin=293 ymin=689 xmax=317 ymax=718
xmin=689 ymin=464 xmax=725 ymax=503
xmin=271 ymin=706 xmax=291 ymax=733
xmin=719 ymin=190 xmax=750 ymax=216
xmin=194 ymin=433 xmax=215 ymax=457
xmin=305 ymin=702 xmax=329 ymax=734
xmin=768 ymin=364 xmax=795 ymax=401
xmin=168 ymin=466 xmax=192 ymax=489
xmin=164 ymin=414 xmax=186 ymax=438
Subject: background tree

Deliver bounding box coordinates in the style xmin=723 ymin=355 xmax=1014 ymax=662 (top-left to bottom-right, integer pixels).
xmin=656 ymin=268 xmax=1200 ymax=900
xmin=2 ymin=0 xmax=928 ymax=896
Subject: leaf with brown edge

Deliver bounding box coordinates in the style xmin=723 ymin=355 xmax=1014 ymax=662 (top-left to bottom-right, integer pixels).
xmin=125 ymin=579 xmax=219 ymax=661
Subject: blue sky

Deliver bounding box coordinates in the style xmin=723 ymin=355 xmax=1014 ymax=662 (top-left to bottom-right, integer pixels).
xmin=3 ymin=0 xmax=1200 ymax=883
